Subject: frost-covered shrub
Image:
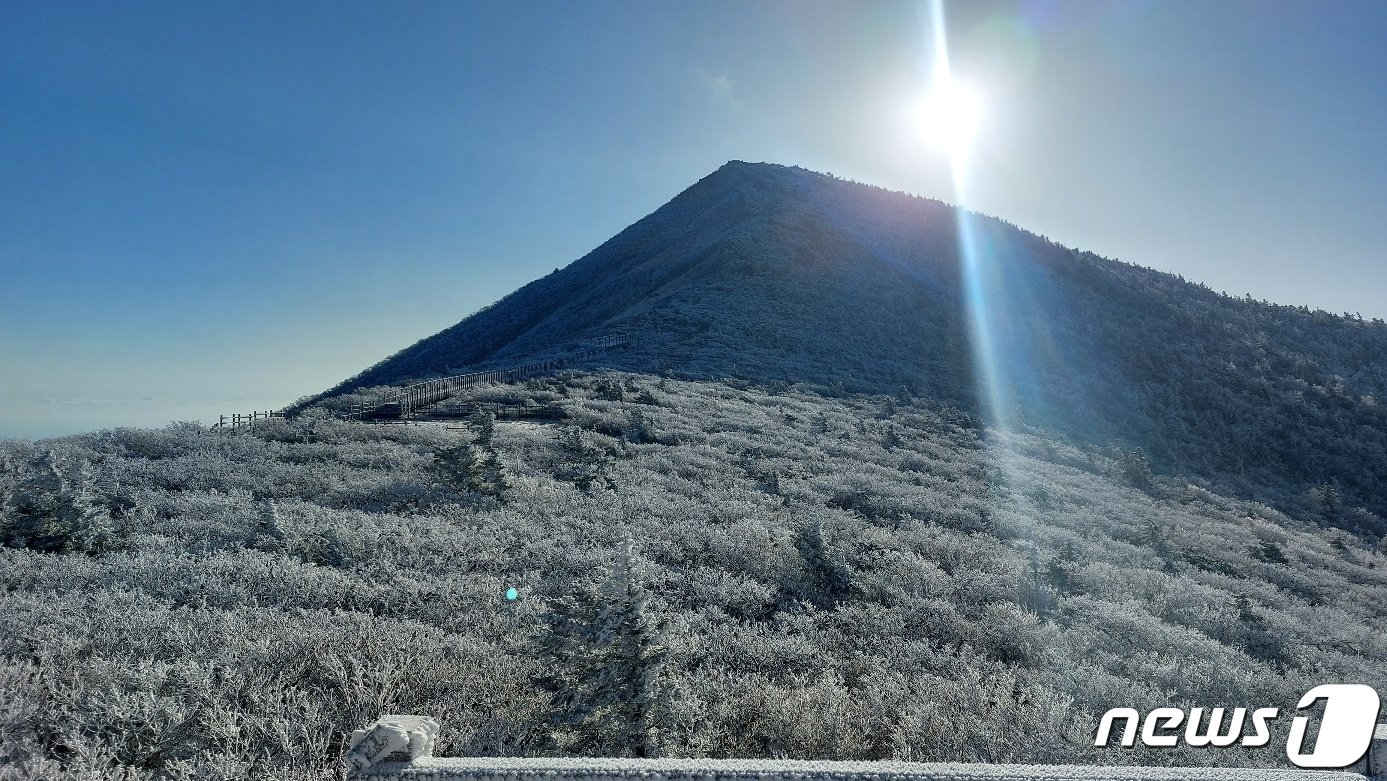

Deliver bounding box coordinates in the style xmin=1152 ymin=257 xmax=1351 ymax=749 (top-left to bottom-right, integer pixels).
xmin=0 ymin=374 xmax=1384 ymax=776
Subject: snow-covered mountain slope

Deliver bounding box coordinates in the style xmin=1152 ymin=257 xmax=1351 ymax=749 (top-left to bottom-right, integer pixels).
xmin=5 ymin=374 xmax=1386 ymax=776
xmin=320 ymin=162 xmax=1387 ymax=533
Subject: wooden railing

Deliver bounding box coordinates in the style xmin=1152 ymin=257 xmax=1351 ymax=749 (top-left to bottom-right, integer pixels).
xmin=215 ymin=409 xmax=286 ymax=429
xmin=346 ymin=334 xmax=630 ymax=421
xmin=432 ymin=400 xmax=564 ymax=421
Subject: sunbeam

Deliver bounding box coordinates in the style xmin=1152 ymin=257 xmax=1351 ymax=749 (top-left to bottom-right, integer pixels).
xmin=923 ymin=0 xmax=1056 ymax=558
xmin=925 ymin=0 xmax=1009 ymax=432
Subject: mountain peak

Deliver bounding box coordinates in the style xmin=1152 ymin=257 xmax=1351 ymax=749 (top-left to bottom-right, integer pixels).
xmin=317 ymin=163 xmax=1387 ymax=529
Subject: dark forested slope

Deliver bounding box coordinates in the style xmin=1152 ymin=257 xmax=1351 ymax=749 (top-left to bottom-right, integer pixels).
xmin=323 ymin=162 xmax=1387 ymax=533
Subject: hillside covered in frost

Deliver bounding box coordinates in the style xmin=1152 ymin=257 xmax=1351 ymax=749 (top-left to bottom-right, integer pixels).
xmin=4 ymin=162 xmax=1387 ymax=780
xmin=3 ymin=373 xmax=1386 ymax=780
xmin=318 ymin=162 xmax=1387 ymax=536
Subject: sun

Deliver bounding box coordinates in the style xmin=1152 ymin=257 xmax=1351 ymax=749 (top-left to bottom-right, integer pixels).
xmin=915 ymin=78 xmax=982 ymax=161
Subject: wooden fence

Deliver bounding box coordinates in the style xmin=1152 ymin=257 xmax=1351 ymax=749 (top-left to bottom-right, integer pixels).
xmin=432 ymin=401 xmax=564 ymax=421
xmin=346 ymin=334 xmax=629 ymax=421
xmin=215 ymin=410 xmax=286 ymax=429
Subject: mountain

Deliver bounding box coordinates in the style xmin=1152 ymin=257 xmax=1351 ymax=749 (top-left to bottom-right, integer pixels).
xmin=321 ymin=161 xmax=1387 ymax=534
xmin=5 ymin=162 xmax=1387 ymax=778
xmin=6 ymin=369 xmax=1386 ymax=775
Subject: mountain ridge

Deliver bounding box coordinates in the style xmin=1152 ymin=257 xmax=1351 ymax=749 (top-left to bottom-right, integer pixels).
xmin=315 ymin=161 xmax=1387 ymax=533
xmin=6 ymin=164 xmax=1387 ymax=779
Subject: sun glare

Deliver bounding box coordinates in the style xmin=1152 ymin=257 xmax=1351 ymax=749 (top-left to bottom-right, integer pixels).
xmin=915 ymin=78 xmax=982 ymax=161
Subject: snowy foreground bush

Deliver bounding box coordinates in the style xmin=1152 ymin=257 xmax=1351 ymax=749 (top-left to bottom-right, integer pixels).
xmin=1 ymin=373 xmax=1385 ymax=779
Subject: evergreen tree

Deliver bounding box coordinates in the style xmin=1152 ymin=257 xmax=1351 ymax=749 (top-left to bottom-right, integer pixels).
xmin=435 ymin=440 xmax=478 ymax=490
xmin=1253 ymin=539 xmax=1290 ymax=565
xmin=1316 ymin=482 xmax=1341 ymax=520
xmin=468 ymin=408 xmax=495 ymax=447
xmin=1121 ymin=448 xmax=1155 ymax=490
xmin=62 ymin=461 xmax=116 ymax=555
xmin=793 ymin=519 xmax=853 ymax=609
xmin=0 ymin=451 xmax=65 ymax=552
xmin=538 ymin=540 xmax=667 ymax=757
xmin=1145 ymin=520 xmax=1176 ymax=571
xmin=475 ymin=449 xmax=509 ymax=497
xmin=309 ymin=529 xmax=353 ymax=568
xmin=882 ymin=423 xmax=903 ymax=450
xmin=1 ymin=453 xmax=114 ymax=555
xmin=437 ymin=433 xmax=506 ymax=498
xmin=559 ymin=426 xmax=589 ymax=459
xmin=624 ymin=410 xmax=651 ymax=444
xmin=254 ymin=499 xmax=287 ymax=553
xmin=557 ymin=426 xmax=603 ymax=492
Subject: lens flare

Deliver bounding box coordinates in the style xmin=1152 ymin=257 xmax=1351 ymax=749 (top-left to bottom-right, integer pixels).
xmin=915 ymin=78 xmax=982 ymax=160
xmin=925 ymin=0 xmax=1002 ymax=426
xmin=925 ymin=0 xmax=1040 ymax=537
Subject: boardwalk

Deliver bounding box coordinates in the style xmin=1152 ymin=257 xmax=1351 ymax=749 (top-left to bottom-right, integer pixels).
xmin=346 ymin=334 xmax=630 ymax=421
xmin=214 ymin=334 xmax=629 ymax=427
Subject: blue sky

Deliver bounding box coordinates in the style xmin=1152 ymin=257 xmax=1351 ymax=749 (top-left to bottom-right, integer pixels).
xmin=3 ymin=0 xmax=1386 ymax=438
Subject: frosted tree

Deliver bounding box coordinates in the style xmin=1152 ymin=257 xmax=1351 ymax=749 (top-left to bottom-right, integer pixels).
xmin=1 ymin=452 xmax=114 ymax=554
xmin=475 ymin=448 xmax=509 ymax=497
xmin=297 ymin=526 xmax=353 ymax=568
xmin=61 ymin=460 xmax=116 ymax=555
xmin=1121 ymin=448 xmax=1155 ymax=490
xmin=436 ymin=440 xmax=477 ymax=489
xmin=1315 ymin=482 xmax=1341 ymax=520
xmin=538 ymin=539 xmax=668 ymax=757
xmin=793 ymin=518 xmax=853 ymax=609
xmin=0 ymin=450 xmax=64 ymax=551
xmin=556 ymin=426 xmax=604 ymax=492
xmin=624 ymin=410 xmax=652 ymax=444
xmin=253 ymin=498 xmax=287 ymax=553
xmin=468 ymin=408 xmax=495 ymax=447
xmin=436 ymin=436 xmax=507 ymax=498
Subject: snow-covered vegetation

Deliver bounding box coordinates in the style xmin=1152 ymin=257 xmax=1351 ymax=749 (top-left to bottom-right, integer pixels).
xmin=3 ymin=373 xmax=1384 ymax=779
xmin=323 ymin=163 xmax=1387 ymax=534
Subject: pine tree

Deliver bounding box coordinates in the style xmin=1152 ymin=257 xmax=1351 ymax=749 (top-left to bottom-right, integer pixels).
xmin=468 ymin=408 xmax=495 ymax=446
xmin=254 ymin=499 xmax=287 ymax=553
xmin=437 ymin=437 xmax=505 ymax=497
xmin=63 ymin=461 xmax=115 ymax=555
xmin=1122 ymin=448 xmax=1155 ymax=490
xmin=0 ymin=451 xmax=65 ymax=551
xmin=538 ymin=540 xmax=667 ymax=757
xmin=1145 ymin=520 xmax=1176 ymax=571
xmin=624 ymin=411 xmax=651 ymax=444
xmin=475 ymin=449 xmax=509 ymax=497
xmin=881 ymin=424 xmax=903 ymax=450
xmin=2 ymin=453 xmax=115 ymax=555
xmin=559 ymin=426 xmax=587 ymax=458
xmin=793 ymin=519 xmax=853 ymax=609
xmin=435 ymin=440 xmax=478 ymax=490
xmin=1254 ymin=539 xmax=1290 ymax=565
xmin=1316 ymin=482 xmax=1341 ymax=520
xmin=307 ymin=529 xmax=352 ymax=568
xmin=558 ymin=427 xmax=602 ymax=492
